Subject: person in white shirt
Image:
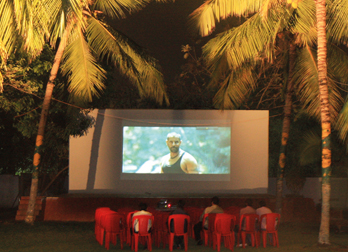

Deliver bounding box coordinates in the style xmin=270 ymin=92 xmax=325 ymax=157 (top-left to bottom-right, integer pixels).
xmin=255 ymin=200 xmax=272 ymax=230
xmin=132 ymin=202 xmax=153 ymax=233
xmin=240 ymin=199 xmax=256 ymax=216
xmin=236 ymin=199 xmax=256 ymax=247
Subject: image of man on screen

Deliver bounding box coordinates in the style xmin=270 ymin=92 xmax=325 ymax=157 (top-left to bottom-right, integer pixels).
xmin=160 ymin=132 xmax=198 ymax=174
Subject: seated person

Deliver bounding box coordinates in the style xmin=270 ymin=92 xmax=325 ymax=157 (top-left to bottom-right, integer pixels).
xmin=132 ymin=202 xmax=153 ymax=233
xmin=194 ymin=196 xmax=224 ymax=245
xmin=235 ymin=199 xmax=256 ymax=247
xmin=169 ymin=199 xmax=189 ymax=249
xmin=256 ymin=200 xmax=272 ymax=230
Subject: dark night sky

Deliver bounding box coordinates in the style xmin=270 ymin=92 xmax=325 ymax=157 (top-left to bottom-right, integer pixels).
xmin=113 ymin=0 xmax=205 ymax=83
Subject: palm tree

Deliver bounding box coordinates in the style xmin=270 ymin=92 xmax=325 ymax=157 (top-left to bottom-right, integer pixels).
xmin=20 ymin=0 xmax=173 ymax=224
xmin=316 ymin=0 xmax=331 ymax=245
xmin=189 ymin=0 xmax=348 ymax=245
xmin=275 ymin=33 xmax=295 ymax=214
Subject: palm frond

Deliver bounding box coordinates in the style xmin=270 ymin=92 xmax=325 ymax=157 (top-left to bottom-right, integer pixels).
xmin=86 ymin=17 xmax=169 ymax=105
xmin=211 ymin=64 xmax=257 ymax=109
xmin=0 ymin=0 xmax=20 ymax=59
xmin=203 ymin=10 xmax=284 ymax=71
xmin=188 ymin=0 xmax=264 ymax=37
xmin=336 ymin=102 xmax=348 ymax=142
xmin=10 ymin=0 xmax=52 ymax=57
xmin=299 ymin=129 xmax=321 ymax=166
xmin=60 ymin=25 xmax=106 ymax=103
xmin=327 ymin=0 xmax=348 ymax=45
xmin=327 ymin=43 xmax=348 ymax=85
xmin=92 ymin=0 xmax=150 ymax=19
xmin=289 ymin=0 xmax=317 ymax=47
xmin=49 ymin=0 xmax=86 ymax=48
xmin=294 ymin=45 xmax=344 ymax=123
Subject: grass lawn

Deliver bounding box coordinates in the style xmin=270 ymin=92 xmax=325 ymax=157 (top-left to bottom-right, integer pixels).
xmin=1 ymin=219 xmax=348 ymax=252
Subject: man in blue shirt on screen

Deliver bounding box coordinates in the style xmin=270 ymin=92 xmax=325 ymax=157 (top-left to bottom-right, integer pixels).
xmin=160 ymin=132 xmax=199 ymax=174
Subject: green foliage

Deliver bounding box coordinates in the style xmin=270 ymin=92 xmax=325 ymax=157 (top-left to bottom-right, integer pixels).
xmin=0 ymin=45 xmax=94 ymax=176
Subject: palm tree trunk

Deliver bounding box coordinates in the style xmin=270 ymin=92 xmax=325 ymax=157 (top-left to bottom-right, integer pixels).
xmin=316 ymin=0 xmax=331 ymax=245
xmin=275 ymin=36 xmax=296 ymax=214
xmin=25 ymin=23 xmax=72 ymax=224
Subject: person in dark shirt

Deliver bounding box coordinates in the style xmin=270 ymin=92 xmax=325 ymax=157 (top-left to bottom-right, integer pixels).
xmin=169 ymin=200 xmax=189 ymax=249
xmin=160 ymin=132 xmax=198 ymax=174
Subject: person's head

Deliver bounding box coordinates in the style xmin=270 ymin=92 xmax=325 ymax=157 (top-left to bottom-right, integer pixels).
xmin=259 ymin=200 xmax=266 ymax=207
xmin=139 ymin=202 xmax=148 ymax=211
xmin=245 ymin=199 xmax=253 ymax=207
xmin=177 ymin=199 xmax=185 ymax=209
xmin=166 ymin=132 xmax=182 ymax=153
xmin=211 ymin=196 xmax=220 ymax=205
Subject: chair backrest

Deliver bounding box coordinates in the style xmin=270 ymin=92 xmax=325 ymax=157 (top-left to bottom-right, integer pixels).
xmin=103 ymin=212 xmax=125 ymax=232
xmin=239 ymin=214 xmax=259 ymax=232
xmin=168 ymin=214 xmax=190 ymax=235
xmin=223 ymin=206 xmax=240 ymax=224
xmin=202 ymin=213 xmax=217 ymax=231
xmin=260 ymin=213 xmax=280 ymax=232
xmin=132 ymin=214 xmax=154 ymax=235
xmin=214 ymin=213 xmax=236 ymax=235
xmin=127 ymin=211 xmax=138 ymax=229
xmin=95 ymin=207 xmax=111 ymax=222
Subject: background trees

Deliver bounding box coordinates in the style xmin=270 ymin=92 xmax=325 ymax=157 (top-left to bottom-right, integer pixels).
xmin=189 ymin=0 xmax=348 ymax=245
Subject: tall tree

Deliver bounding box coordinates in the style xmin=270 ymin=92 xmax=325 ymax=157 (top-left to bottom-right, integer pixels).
xmin=316 ymin=0 xmax=331 ymax=245
xmin=275 ymin=33 xmax=296 ymax=214
xmin=20 ymin=0 xmax=173 ymax=224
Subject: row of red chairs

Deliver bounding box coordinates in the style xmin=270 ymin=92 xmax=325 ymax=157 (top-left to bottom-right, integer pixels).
xmin=94 ymin=207 xmax=190 ymax=251
xmin=95 ymin=207 xmax=280 ymax=251
xmin=202 ymin=213 xmax=280 ymax=250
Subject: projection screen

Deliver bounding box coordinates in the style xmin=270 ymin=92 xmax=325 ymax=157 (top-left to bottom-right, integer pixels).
xmin=69 ymin=109 xmax=269 ymax=197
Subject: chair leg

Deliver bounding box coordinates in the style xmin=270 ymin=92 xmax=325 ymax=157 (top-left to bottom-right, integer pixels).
xmin=169 ymin=233 xmax=174 ymax=251
xmin=184 ymin=234 xmax=188 ymax=252
xmin=216 ymin=234 xmax=221 ymax=252
xmin=133 ymin=235 xmax=139 ymax=252
xmin=100 ymin=228 xmax=105 ymax=245
xmin=230 ymin=234 xmax=235 ymax=251
xmin=105 ymin=232 xmax=110 ymax=250
xmin=241 ymin=233 xmax=246 ymax=248
xmin=262 ymin=231 xmax=267 ymax=248
xmin=275 ymin=232 xmax=279 ymax=247
xmin=147 ymin=235 xmax=152 ymax=251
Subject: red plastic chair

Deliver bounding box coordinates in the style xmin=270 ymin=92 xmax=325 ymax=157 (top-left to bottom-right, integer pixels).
xmin=131 ymin=214 xmax=155 ymax=252
xmin=167 ymin=214 xmax=190 ymax=251
xmin=160 ymin=212 xmax=171 ymax=249
xmin=103 ymin=212 xmax=126 ymax=250
xmin=212 ymin=213 xmax=236 ymax=252
xmin=238 ymin=214 xmax=259 ymax=248
xmin=126 ymin=211 xmax=138 ymax=246
xmin=202 ymin=213 xmax=217 ymax=247
xmin=259 ymin=213 xmax=280 ymax=248
xmin=94 ymin=208 xmax=113 ymax=245
xmin=223 ymin=206 xmax=241 ymax=225
xmin=153 ymin=212 xmax=169 ymax=248
xmin=118 ymin=208 xmax=135 ymax=242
